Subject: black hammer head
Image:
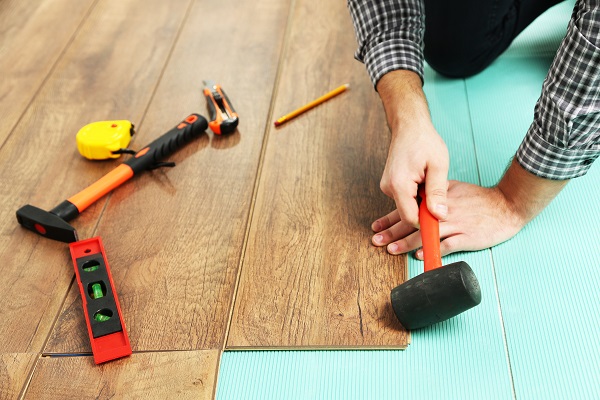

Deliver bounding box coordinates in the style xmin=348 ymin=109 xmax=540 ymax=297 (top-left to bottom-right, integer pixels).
xmin=390 ymin=261 xmax=481 ymax=330
xmin=16 ymin=204 xmax=78 ymax=243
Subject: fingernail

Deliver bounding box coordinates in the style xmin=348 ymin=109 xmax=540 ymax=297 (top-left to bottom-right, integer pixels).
xmin=388 ymin=243 xmax=398 ymax=254
xmin=416 ymin=249 xmax=423 ymax=259
xmin=373 ymin=234 xmax=383 ymax=244
xmin=436 ymin=204 xmax=448 ymax=219
xmin=372 ymin=221 xmax=381 ymax=231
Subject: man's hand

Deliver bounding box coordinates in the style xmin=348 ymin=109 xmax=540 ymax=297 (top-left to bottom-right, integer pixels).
xmin=372 ymin=159 xmax=569 ymax=257
xmin=377 ymin=70 xmax=449 ymax=227
xmin=372 ymin=180 xmax=525 ymax=256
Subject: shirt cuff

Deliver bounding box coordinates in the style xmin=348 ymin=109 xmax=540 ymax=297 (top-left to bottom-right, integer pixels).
xmin=516 ymin=123 xmax=599 ymax=180
xmin=361 ymin=38 xmax=424 ymax=88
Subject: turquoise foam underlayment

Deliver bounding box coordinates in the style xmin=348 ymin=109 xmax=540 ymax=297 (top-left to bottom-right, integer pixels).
xmin=465 ymin=2 xmax=600 ymax=396
xmin=217 ymin=2 xmax=598 ymax=399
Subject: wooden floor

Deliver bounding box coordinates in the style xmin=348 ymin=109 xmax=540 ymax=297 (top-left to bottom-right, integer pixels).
xmin=0 ymin=0 xmax=408 ymax=398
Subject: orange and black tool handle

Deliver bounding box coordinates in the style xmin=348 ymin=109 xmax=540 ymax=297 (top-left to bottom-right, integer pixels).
xmin=50 ymin=114 xmax=208 ymax=222
xmin=70 ymin=237 xmax=131 ymax=364
xmin=203 ymin=83 xmax=239 ymax=135
xmin=418 ymin=187 xmax=443 ymax=272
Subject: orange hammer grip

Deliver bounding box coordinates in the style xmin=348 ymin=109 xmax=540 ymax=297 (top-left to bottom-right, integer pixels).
xmin=68 ymin=164 xmax=134 ymax=212
xmin=418 ymin=187 xmax=443 ymax=272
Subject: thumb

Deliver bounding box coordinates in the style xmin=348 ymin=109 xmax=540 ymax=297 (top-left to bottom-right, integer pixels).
xmin=425 ymin=166 xmax=448 ymax=220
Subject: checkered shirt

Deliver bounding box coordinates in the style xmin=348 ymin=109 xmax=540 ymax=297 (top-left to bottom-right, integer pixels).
xmin=348 ymin=0 xmax=600 ymax=180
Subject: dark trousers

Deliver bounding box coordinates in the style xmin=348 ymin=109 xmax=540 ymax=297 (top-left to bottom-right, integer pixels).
xmin=424 ymin=0 xmax=565 ymax=77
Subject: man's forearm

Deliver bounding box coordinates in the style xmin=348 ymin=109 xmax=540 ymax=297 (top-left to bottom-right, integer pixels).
xmin=498 ymin=158 xmax=569 ymax=224
xmin=376 ymin=70 xmax=450 ymax=224
xmin=376 ymin=70 xmax=431 ymax=136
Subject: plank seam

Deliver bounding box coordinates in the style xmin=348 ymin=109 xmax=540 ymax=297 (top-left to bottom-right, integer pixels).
xmin=87 ymin=0 xmax=197 ymax=240
xmin=462 ymin=78 xmax=483 ymax=187
xmin=8 ymin=212 xmax=77 ymax=375
xmin=220 ymin=0 xmax=298 ymax=351
xmin=33 ymin=276 xmax=76 ymax=353
xmin=464 ymin=77 xmax=517 ymax=398
xmin=489 ymin=249 xmax=518 ymax=399
xmin=118 ymin=0 xmax=197 ymax=150
xmin=0 ymin=0 xmax=101 ymax=154
xmin=211 ymin=350 xmax=224 ymax=400
xmin=41 ymin=349 xmax=214 ymax=356
xmin=18 ymin=352 xmax=45 ymax=399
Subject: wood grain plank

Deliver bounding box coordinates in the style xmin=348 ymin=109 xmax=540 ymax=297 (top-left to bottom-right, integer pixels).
xmin=24 ymin=351 xmax=219 ymax=400
xmin=44 ymin=0 xmax=292 ymax=353
xmin=0 ymin=0 xmax=96 ymax=145
xmin=0 ymin=353 xmax=37 ymax=400
xmin=0 ymin=0 xmax=193 ymax=353
xmin=227 ymin=0 xmax=409 ymax=348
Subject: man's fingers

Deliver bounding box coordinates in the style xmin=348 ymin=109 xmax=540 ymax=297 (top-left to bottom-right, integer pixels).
xmin=425 ymin=164 xmax=449 ymax=221
xmin=394 ymin=193 xmax=420 ymax=228
xmin=439 ymin=235 xmax=464 ymax=257
xmin=414 ymin=235 xmax=465 ymax=260
xmin=386 ymin=231 xmax=422 ymax=255
xmin=371 ymin=210 xmax=401 ymax=232
xmin=372 ymin=221 xmax=417 ymax=247
xmin=380 ymin=175 xmax=420 ymax=227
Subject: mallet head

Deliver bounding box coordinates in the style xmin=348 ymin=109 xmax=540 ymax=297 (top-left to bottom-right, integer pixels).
xmin=390 ymin=261 xmax=481 ymax=330
xmin=16 ymin=204 xmax=78 ymax=243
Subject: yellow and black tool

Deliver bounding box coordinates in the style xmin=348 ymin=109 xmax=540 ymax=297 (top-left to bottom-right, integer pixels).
xmin=16 ymin=114 xmax=208 ymax=243
xmin=76 ymin=120 xmax=135 ymax=160
xmin=202 ymin=80 xmax=239 ymax=135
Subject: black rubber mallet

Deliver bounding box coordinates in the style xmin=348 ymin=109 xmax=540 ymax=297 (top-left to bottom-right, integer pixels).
xmin=390 ymin=188 xmax=482 ymax=330
xmin=16 ymin=114 xmax=208 ymax=243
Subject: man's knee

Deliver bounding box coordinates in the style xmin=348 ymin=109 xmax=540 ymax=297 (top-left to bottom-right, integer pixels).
xmin=424 ymin=42 xmax=493 ymax=78
xmin=423 ymin=0 xmax=519 ymax=78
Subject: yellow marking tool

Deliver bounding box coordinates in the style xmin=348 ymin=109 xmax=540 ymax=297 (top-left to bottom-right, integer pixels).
xmin=76 ymin=120 xmax=135 ymax=160
xmin=274 ymin=84 xmax=349 ymax=127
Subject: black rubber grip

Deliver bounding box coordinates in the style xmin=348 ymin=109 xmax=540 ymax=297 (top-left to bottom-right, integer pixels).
xmin=221 ymin=88 xmax=236 ymax=113
xmin=125 ymin=114 xmax=208 ymax=174
xmin=204 ymin=94 xmax=218 ymax=122
xmin=50 ymin=200 xmax=80 ymax=222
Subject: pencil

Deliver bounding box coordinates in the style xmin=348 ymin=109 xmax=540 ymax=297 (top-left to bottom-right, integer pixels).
xmin=274 ymin=83 xmax=350 ymax=127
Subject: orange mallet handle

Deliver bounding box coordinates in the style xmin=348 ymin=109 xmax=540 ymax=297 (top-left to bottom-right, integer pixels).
xmin=418 ymin=187 xmax=443 ymax=272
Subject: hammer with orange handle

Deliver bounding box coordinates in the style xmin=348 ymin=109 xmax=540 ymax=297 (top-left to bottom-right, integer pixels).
xmin=390 ymin=187 xmax=482 ymax=330
xmin=16 ymin=113 xmax=208 ymax=243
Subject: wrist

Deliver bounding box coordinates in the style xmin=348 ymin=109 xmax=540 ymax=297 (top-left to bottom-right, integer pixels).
xmin=497 ymin=158 xmax=569 ymax=224
xmin=376 ymin=70 xmax=431 ymax=135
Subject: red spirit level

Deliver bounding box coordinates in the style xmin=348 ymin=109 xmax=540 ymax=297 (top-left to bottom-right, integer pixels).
xmin=70 ymin=237 xmax=132 ymax=364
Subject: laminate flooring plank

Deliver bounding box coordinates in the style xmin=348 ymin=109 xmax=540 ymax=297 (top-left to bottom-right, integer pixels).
xmin=0 ymin=353 xmax=38 ymax=400
xmin=227 ymin=0 xmax=408 ymax=348
xmin=45 ymin=0 xmax=292 ymax=353
xmin=0 ymin=0 xmax=193 ymax=354
xmin=0 ymin=0 xmax=96 ymax=146
xmin=23 ymin=350 xmax=219 ymax=400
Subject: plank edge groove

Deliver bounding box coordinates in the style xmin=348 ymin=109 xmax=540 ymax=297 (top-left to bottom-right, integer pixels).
xmin=221 ymin=0 xmax=298 ymax=351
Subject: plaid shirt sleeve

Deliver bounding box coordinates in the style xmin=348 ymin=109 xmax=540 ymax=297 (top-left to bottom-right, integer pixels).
xmin=517 ymin=0 xmax=600 ymax=179
xmin=347 ymin=0 xmax=425 ymax=87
